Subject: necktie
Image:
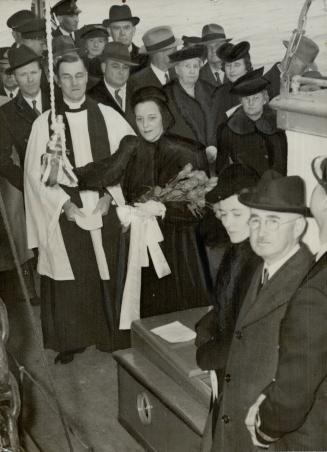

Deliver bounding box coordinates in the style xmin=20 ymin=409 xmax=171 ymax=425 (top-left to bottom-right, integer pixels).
xmin=32 ymin=100 xmax=41 ymax=117
xmin=257 ymin=268 xmax=269 ymax=293
xmin=69 ymin=32 xmax=74 ymax=42
xmin=115 ymin=89 xmax=123 ymax=109
xmin=164 ymin=72 xmax=170 ymax=84
xmin=214 ymin=72 xmax=220 ymax=83
xmin=9 ymin=92 xmax=13 ymax=99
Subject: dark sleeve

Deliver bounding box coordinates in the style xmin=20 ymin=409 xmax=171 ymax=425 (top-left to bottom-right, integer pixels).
xmin=271 ymin=130 xmax=288 ymax=176
xmin=215 ymin=123 xmax=230 ymax=175
xmin=258 ymin=283 xmax=327 ymax=437
xmin=0 ymin=112 xmax=23 ymax=191
xmin=75 ymin=135 xmax=138 ymax=190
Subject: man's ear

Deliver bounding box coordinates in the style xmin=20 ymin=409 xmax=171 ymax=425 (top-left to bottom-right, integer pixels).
xmin=294 ymin=216 xmax=307 ymax=240
xmin=54 ymin=74 xmax=60 ymax=86
xmin=100 ymin=62 xmax=106 ymax=75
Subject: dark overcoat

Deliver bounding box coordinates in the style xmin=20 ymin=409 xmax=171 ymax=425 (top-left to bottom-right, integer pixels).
xmin=216 ymin=105 xmax=288 ymax=176
xmin=129 ymin=42 xmax=148 ymax=74
xmin=211 ymin=80 xmax=240 ymax=123
xmin=164 ymin=79 xmax=216 ymax=146
xmin=258 ymin=252 xmax=327 ymax=451
xmin=199 ymin=62 xmax=225 ymax=92
xmin=129 ymin=66 xmax=176 ymax=93
xmin=210 ymin=244 xmax=313 ymax=452
xmin=0 ymin=90 xmax=50 ymax=190
xmin=88 ymin=79 xmax=136 ymax=130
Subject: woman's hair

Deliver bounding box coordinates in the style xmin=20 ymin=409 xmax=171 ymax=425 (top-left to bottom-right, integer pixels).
xmin=221 ymin=53 xmax=253 ymax=73
xmin=131 ymin=86 xmax=175 ymax=132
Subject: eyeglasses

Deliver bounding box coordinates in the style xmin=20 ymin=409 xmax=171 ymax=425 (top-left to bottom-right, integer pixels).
xmin=248 ymin=216 xmax=301 ymax=232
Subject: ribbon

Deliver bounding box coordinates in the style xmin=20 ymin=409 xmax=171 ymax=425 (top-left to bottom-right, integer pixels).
xmin=118 ymin=201 xmax=171 ymax=330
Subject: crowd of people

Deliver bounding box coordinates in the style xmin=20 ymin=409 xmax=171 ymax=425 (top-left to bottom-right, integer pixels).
xmin=0 ymin=0 xmax=326 ymax=450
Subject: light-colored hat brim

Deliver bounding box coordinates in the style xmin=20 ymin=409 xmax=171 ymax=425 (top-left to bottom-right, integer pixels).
xmin=139 ymin=38 xmax=182 ymax=55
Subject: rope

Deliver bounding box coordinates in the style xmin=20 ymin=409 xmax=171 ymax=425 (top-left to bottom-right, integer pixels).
xmin=45 ymin=0 xmax=56 ymax=128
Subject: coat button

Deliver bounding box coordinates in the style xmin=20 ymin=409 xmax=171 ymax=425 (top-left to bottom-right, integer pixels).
xmin=225 ymin=374 xmax=231 ymax=383
xmin=222 ymin=414 xmax=230 ymax=424
xmin=235 ymin=330 xmax=243 ymax=339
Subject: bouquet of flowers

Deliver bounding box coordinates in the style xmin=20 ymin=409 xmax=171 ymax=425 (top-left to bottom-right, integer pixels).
xmin=138 ymin=164 xmax=218 ymax=217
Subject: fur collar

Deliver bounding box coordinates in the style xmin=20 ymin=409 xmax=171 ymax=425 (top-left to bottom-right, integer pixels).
xmin=228 ymin=105 xmax=278 ymax=135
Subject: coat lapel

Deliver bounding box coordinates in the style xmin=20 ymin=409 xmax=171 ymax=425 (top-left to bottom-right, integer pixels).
xmin=239 ymin=246 xmax=313 ymax=328
xmin=15 ymin=92 xmax=37 ymax=125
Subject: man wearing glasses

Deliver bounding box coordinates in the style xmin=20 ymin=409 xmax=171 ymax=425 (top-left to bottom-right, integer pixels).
xmin=209 ymin=170 xmax=313 ymax=452
xmin=245 ymin=157 xmax=327 ymax=451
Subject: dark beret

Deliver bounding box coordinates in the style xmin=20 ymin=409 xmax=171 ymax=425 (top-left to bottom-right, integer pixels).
xmin=217 ymin=41 xmax=250 ymax=62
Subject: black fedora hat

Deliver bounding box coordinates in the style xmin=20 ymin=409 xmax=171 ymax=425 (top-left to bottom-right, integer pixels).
xmin=108 ymin=5 xmax=140 ymax=26
xmin=0 ymin=47 xmax=10 ymax=64
xmin=169 ymin=45 xmax=205 ymax=64
xmin=206 ymin=163 xmax=260 ymax=203
xmin=201 ymin=24 xmax=232 ymax=44
xmin=101 ymin=42 xmax=138 ymax=66
xmin=217 ymin=41 xmax=250 ymax=62
xmin=8 ymin=45 xmax=41 ymax=72
xmin=7 ymin=10 xmax=35 ymax=30
xmin=230 ymin=67 xmax=269 ymax=96
xmin=312 ymin=156 xmax=327 ymax=193
xmin=239 ymin=170 xmax=311 ymax=216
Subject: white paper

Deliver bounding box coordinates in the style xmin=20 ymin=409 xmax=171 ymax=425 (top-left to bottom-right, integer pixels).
xmin=151 ymin=321 xmax=196 ymax=343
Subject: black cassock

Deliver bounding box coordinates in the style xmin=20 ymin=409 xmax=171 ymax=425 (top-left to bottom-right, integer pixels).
xmin=76 ymin=133 xmax=211 ymax=318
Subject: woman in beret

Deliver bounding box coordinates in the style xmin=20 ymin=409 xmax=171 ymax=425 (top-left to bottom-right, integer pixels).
xmin=80 ymin=25 xmax=108 ymax=78
xmin=195 ymin=164 xmax=261 ymax=443
xmin=163 ymin=46 xmax=218 ymax=162
xmin=216 ymin=68 xmax=288 ymax=176
xmin=212 ymin=41 xmax=253 ymax=122
xmin=76 ymin=86 xmax=211 ymax=319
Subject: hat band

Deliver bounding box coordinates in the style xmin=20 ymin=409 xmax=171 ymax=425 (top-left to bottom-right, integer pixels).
xmin=145 ymin=35 xmax=176 ymax=52
xmin=203 ymin=33 xmax=226 ymax=41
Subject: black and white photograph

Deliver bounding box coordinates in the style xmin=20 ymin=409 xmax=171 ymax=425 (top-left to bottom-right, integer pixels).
xmin=0 ymin=0 xmax=326 ymax=450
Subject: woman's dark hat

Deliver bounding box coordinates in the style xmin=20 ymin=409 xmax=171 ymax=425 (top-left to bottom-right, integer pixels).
xmin=230 ymin=67 xmax=270 ymax=96
xmin=107 ymin=5 xmax=140 ymax=26
xmin=239 ymin=170 xmax=311 ymax=216
xmin=312 ymin=156 xmax=327 ymax=193
xmin=169 ymin=45 xmax=205 ymax=64
xmin=131 ymin=86 xmax=168 ymax=109
xmin=182 ymin=36 xmax=203 ymax=48
xmin=206 ymin=164 xmax=260 ymax=203
xmin=101 ymin=42 xmax=139 ymax=66
xmin=7 ymin=10 xmax=35 ymax=30
xmin=51 ymin=0 xmax=81 ymax=16
xmin=217 ymin=41 xmax=250 ymax=62
xmin=8 ymin=45 xmax=41 ymax=72
xmin=80 ymin=24 xmax=109 ymax=40
xmin=201 ymin=24 xmax=232 ymax=44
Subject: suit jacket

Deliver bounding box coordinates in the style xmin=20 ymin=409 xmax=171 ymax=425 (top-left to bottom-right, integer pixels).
xmin=88 ymin=79 xmax=136 ymax=131
xmin=258 ymin=252 xmax=327 ymax=451
xmin=211 ymin=245 xmax=313 ymax=452
xmin=199 ymin=63 xmax=226 ymax=92
xmin=129 ymin=42 xmax=148 ymax=74
xmin=129 ymin=65 xmax=176 ymax=93
xmin=0 ymin=90 xmax=50 ymax=190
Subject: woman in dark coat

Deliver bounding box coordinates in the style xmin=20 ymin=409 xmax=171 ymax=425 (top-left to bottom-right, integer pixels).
xmin=212 ymin=41 xmax=253 ymax=122
xmin=76 ymin=86 xmax=211 ymax=320
xmin=163 ymin=46 xmax=218 ymax=154
xmin=194 ymin=164 xmax=261 ymax=444
xmin=216 ymin=68 xmax=288 ymax=176
xmin=80 ymin=25 xmax=108 ymax=79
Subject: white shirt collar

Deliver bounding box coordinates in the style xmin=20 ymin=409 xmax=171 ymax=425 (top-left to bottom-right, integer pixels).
xmin=104 ymin=79 xmax=126 ymax=110
xmin=150 ymin=63 xmax=169 ymax=85
xmin=4 ymin=86 xmax=19 ymax=99
xmin=23 ymin=90 xmax=42 ymax=112
xmin=63 ymin=95 xmax=86 ymax=110
xmin=263 ymin=244 xmax=300 ymax=281
xmin=59 ymin=27 xmax=74 ymax=39
xmin=316 ymin=242 xmax=327 ymax=262
xmin=209 ymin=65 xmax=224 ymax=82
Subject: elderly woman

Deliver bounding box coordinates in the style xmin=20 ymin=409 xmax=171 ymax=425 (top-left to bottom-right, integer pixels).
xmin=195 ymin=164 xmax=261 ymax=444
xmin=163 ymin=46 xmax=217 ymax=158
xmin=80 ymin=24 xmax=108 ymax=78
xmin=216 ymin=68 xmax=288 ymax=176
xmin=76 ymin=86 xmax=210 ymax=319
xmin=212 ymin=41 xmax=253 ymax=122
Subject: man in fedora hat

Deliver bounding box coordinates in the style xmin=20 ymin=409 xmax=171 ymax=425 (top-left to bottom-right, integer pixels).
xmin=129 ymin=26 xmax=180 ymax=93
xmin=0 ymin=48 xmax=19 ymax=104
xmin=216 ymin=68 xmax=287 ymax=177
xmin=106 ymin=4 xmax=147 ymax=72
xmin=208 ymin=170 xmax=313 ymax=452
xmin=246 ymin=157 xmax=327 ymax=451
xmin=0 ymin=45 xmax=50 ymax=189
xmin=264 ymin=35 xmax=320 ymax=99
xmin=51 ymin=0 xmax=82 ymax=42
xmin=199 ymin=24 xmax=231 ymax=90
xmin=6 ymin=9 xmax=36 ymax=47
xmin=88 ymin=42 xmax=138 ymax=129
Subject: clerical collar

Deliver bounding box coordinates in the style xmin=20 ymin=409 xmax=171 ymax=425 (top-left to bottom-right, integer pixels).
xmin=263 ymin=244 xmax=300 ymax=280
xmin=63 ymin=96 xmax=86 ymax=110
xmin=4 ymin=86 xmax=19 ymax=99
